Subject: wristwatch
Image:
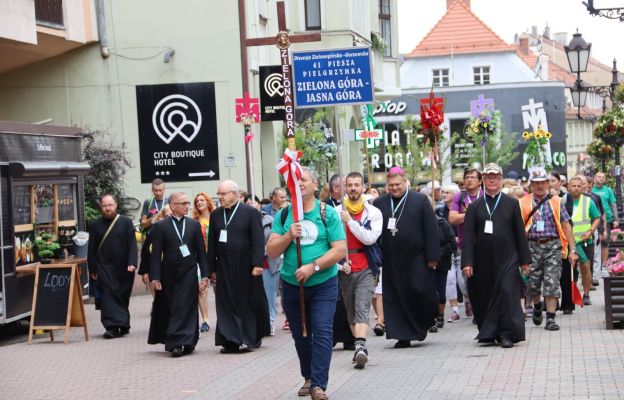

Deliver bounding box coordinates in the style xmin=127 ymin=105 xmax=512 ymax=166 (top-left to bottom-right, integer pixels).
xmin=313 ymin=264 xmax=321 ymax=273
xmin=569 ymin=249 xmax=577 ymax=254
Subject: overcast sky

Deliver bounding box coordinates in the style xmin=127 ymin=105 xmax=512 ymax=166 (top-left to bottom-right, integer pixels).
xmin=397 ymin=0 xmax=624 ymax=70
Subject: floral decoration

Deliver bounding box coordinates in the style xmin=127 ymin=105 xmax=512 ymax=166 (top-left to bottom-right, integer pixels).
xmin=587 ymin=138 xmax=614 ymax=161
xmin=606 ymin=249 xmax=624 ymax=277
xmin=523 ymin=125 xmax=553 ymax=172
xmin=593 ymin=107 xmax=624 ymax=144
xmin=464 ymin=109 xmax=501 ymax=147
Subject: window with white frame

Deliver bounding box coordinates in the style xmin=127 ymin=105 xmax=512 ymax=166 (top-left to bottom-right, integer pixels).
xmin=305 ymin=0 xmax=321 ymax=30
xmin=473 ymin=66 xmax=490 ymax=85
xmin=379 ymin=0 xmax=392 ymax=57
xmin=432 ymin=68 xmax=450 ymax=87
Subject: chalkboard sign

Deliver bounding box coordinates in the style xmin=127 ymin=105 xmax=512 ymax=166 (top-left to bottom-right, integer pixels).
xmin=33 ymin=267 xmax=72 ymax=326
xmin=12 ymin=185 xmax=32 ymax=225
xmin=57 ymin=184 xmax=76 ymax=221
xmin=28 ymin=264 xmax=89 ymax=344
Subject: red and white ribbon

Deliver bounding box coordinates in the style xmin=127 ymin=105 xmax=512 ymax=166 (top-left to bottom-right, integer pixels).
xmin=276 ymin=149 xmax=304 ymax=222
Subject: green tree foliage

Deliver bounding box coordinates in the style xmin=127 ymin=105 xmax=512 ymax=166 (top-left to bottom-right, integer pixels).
xmin=81 ymin=130 xmax=132 ymax=224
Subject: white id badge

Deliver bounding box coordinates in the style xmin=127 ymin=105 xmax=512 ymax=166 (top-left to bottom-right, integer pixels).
xmin=179 ymin=244 xmax=190 ymax=257
xmin=536 ymin=220 xmax=545 ymax=232
xmin=219 ymin=230 xmax=228 ymax=243
xmin=484 ymin=220 xmax=493 ymax=234
xmin=387 ymin=218 xmax=396 ymax=230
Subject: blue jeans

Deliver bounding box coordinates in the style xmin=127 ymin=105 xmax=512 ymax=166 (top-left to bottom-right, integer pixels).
xmin=262 ymin=269 xmax=280 ymax=324
xmin=282 ymin=277 xmax=337 ymax=392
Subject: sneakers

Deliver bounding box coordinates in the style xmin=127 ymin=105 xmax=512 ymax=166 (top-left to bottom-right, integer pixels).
xmin=200 ymin=322 xmax=210 ymax=332
xmin=428 ymin=325 xmax=438 ymax=333
xmin=283 ymin=320 xmax=290 ymax=330
xmin=448 ymin=311 xmax=460 ymax=323
xmin=592 ymin=278 xmax=600 ymax=287
xmin=353 ymin=345 xmax=369 ymax=369
xmin=435 ymin=316 xmax=444 ymax=329
xmin=465 ymin=302 xmax=473 ymax=317
xmin=103 ymin=328 xmax=123 ymax=339
xmin=532 ymin=310 xmax=543 ymax=326
xmin=545 ymin=317 xmax=560 ymax=331
xmin=583 ymin=295 xmax=592 ymax=306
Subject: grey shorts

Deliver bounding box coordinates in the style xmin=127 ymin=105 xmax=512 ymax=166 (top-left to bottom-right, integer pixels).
xmin=339 ymin=268 xmax=375 ymax=325
xmin=528 ymin=240 xmax=562 ymax=299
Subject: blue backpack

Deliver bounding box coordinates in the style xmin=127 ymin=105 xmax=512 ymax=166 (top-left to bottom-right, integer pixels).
xmin=361 ymin=218 xmax=382 ymax=278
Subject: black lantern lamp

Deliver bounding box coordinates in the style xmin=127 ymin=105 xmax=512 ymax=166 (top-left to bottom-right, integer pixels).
xmin=565 ymin=32 xmax=592 ymax=118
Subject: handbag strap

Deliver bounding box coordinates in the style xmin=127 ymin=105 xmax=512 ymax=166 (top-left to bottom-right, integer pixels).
xmin=524 ymin=194 xmax=552 ymax=226
xmin=97 ymin=214 xmax=120 ymax=254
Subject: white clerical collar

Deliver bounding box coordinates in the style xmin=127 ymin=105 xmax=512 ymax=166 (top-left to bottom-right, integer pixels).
xmin=485 ymin=190 xmax=501 ymax=198
xmin=172 ymin=215 xmax=184 ymax=221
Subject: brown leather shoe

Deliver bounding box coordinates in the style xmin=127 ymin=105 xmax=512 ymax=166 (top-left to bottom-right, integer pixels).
xmin=310 ymin=387 xmax=328 ymax=400
xmin=297 ymin=379 xmax=311 ymax=397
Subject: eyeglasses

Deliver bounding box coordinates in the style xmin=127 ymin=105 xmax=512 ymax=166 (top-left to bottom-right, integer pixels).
xmin=216 ymin=190 xmax=235 ymax=197
xmin=172 ymin=201 xmax=191 ymax=206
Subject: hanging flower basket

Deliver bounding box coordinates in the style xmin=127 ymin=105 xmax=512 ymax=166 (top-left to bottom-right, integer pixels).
xmin=587 ymin=138 xmax=614 ymax=161
xmin=594 ymin=108 xmax=624 ymax=145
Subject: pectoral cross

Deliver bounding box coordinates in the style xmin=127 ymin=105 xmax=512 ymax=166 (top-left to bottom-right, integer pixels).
xmin=391 ymin=228 xmax=398 ymax=237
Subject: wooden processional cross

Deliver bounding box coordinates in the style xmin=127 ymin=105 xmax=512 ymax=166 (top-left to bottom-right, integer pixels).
xmin=243 ymin=1 xmax=321 ymax=337
xmin=244 ymin=0 xmax=321 ymax=149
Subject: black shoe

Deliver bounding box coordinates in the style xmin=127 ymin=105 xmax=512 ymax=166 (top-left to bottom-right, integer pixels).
xmin=583 ymin=295 xmax=592 ymax=306
xmin=563 ymin=309 xmax=573 ymax=315
xmin=394 ymin=340 xmax=410 ymax=349
xmin=532 ymin=310 xmax=543 ymax=326
xmin=220 ymin=346 xmax=240 ymax=354
xmin=103 ymin=329 xmax=122 ymax=339
xmin=428 ymin=325 xmax=438 ymax=333
xmin=182 ymin=346 xmax=194 ymax=355
xmin=592 ymin=279 xmax=600 ymax=287
xmin=343 ymin=342 xmax=355 ymax=351
xmin=436 ymin=317 xmax=444 ymax=329
xmin=171 ymin=347 xmax=184 ymax=357
xmin=500 ymin=337 xmax=513 ymax=348
xmin=94 ymin=301 xmax=101 ymax=311
xmin=119 ymin=327 xmax=129 ymax=336
xmin=373 ymin=324 xmax=385 ymax=336
xmin=545 ymin=318 xmax=560 ymax=331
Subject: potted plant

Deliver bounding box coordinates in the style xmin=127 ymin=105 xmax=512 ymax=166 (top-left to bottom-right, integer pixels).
xmin=35 ymin=231 xmax=60 ymax=264
xmin=603 ymin=250 xmax=624 ymax=329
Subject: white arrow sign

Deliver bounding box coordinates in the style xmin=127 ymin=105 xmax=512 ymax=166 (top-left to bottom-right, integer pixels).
xmin=188 ymin=171 xmax=215 ymax=177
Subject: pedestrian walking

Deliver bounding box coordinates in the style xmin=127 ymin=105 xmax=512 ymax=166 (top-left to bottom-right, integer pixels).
xmin=192 ymin=192 xmax=215 ymax=333
xmin=267 ymin=167 xmax=346 ymax=400
xmin=337 ymin=172 xmax=382 ymax=369
xmin=373 ymin=167 xmax=440 ymax=348
xmin=148 ymin=192 xmax=209 ymax=357
xmin=462 ymin=163 xmax=531 ymax=348
xmin=207 ymin=180 xmax=270 ymax=353
xmin=520 ymin=167 xmax=577 ymax=331
xmin=87 ymin=194 xmax=137 ymax=339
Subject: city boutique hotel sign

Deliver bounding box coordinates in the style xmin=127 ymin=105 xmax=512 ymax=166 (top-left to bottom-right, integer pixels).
xmin=136 ymin=82 xmax=220 ymax=183
xmin=291 ymin=47 xmax=374 ymax=108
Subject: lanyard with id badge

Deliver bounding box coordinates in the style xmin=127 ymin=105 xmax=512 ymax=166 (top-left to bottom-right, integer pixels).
xmin=388 ymin=190 xmax=408 ymax=236
xmin=171 ymin=217 xmax=190 ymax=257
xmin=220 ymin=202 xmax=240 ymax=243
xmin=532 ymin=198 xmax=546 ymax=232
xmin=483 ymin=193 xmax=502 ymax=234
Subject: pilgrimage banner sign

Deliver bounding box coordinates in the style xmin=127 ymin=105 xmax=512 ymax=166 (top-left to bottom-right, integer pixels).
xmin=291 ymin=47 xmax=374 ymax=108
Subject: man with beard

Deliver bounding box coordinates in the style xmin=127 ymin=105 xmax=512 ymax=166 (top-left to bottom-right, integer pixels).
xmin=149 ymin=192 xmax=209 ymax=357
xmin=338 ymin=172 xmax=382 ymax=369
xmin=88 ymin=194 xmax=137 ymax=339
xmin=373 ymin=167 xmax=439 ymax=348
xmin=462 ymin=163 xmax=531 ymax=348
xmin=207 ymin=180 xmax=269 ymax=354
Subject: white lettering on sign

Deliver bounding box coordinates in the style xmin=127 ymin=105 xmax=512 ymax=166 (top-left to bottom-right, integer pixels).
xmin=153 ymin=150 xmax=205 ymax=167
xmin=37 ymin=143 xmax=52 ymax=152
xmin=44 ymin=272 xmax=70 ymax=292
xmin=373 ymin=100 xmax=407 ymax=115
xmin=521 ymin=98 xmax=552 ymax=165
xmin=371 ymin=153 xmax=380 ymax=169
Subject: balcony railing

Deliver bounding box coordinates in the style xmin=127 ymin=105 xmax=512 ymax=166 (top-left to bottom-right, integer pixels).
xmin=35 ymin=0 xmax=64 ymax=29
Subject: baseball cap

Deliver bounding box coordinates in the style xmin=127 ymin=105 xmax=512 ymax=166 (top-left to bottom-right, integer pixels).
xmin=483 ymin=163 xmax=503 ymax=175
xmin=528 ymin=166 xmax=548 ymax=182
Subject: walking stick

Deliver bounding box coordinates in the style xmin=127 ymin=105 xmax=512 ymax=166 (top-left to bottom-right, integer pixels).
xmin=296 ymin=237 xmax=307 ymax=337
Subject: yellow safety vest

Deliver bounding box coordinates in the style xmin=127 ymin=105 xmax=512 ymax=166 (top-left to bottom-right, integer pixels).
xmin=571 ymin=194 xmax=591 ymax=242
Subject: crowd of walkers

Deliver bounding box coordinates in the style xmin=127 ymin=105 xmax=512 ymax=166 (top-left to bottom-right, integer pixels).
xmin=86 ymin=166 xmax=618 ymax=400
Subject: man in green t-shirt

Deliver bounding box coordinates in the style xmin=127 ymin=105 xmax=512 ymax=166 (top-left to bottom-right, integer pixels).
xmin=569 ymin=177 xmax=601 ymax=305
xmin=267 ymin=167 xmax=346 ymax=400
xmin=592 ymin=172 xmax=619 ymax=266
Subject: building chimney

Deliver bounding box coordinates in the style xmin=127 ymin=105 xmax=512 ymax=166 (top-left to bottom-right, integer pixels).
xmin=447 ymin=0 xmax=471 ymax=9
xmin=553 ymin=32 xmax=568 ymax=45
xmin=519 ymin=37 xmax=529 ymax=54
xmin=543 ymin=24 xmax=551 ymax=39
xmin=531 ymin=25 xmax=538 ymax=36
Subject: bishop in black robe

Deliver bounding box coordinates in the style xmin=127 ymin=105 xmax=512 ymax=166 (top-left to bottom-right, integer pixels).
xmin=88 ymin=208 xmax=137 ymax=336
xmin=148 ymin=211 xmax=208 ymax=354
xmin=207 ymin=200 xmax=270 ymax=352
xmin=374 ymin=189 xmax=440 ymax=345
xmin=461 ymin=191 xmax=531 ymax=344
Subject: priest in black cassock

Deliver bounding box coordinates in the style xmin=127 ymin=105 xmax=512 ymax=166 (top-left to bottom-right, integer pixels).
xmin=148 ymin=192 xmax=209 ymax=357
xmin=208 ymin=180 xmax=270 ymax=354
xmin=373 ymin=167 xmax=440 ymax=348
xmin=461 ymin=163 xmax=531 ymax=348
xmin=87 ymin=194 xmax=137 ymax=339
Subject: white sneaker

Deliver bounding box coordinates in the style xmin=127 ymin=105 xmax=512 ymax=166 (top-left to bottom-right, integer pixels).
xmin=447 ymin=311 xmax=460 ymax=323
xmin=270 ymin=324 xmax=275 ymax=336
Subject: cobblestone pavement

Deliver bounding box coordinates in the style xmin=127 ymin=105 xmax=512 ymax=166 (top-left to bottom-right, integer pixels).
xmin=2 ymin=281 xmax=624 ymax=400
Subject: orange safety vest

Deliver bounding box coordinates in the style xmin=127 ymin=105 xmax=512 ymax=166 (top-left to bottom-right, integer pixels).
xmin=519 ymin=194 xmax=569 ymax=259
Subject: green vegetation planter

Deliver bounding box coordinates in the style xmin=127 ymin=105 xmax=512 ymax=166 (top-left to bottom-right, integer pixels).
xmin=603 ymin=276 xmax=624 ymax=329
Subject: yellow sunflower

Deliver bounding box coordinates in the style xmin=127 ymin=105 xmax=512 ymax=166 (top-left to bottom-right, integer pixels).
xmin=522 ymin=131 xmax=532 ymax=140
xmin=544 ymin=132 xmax=552 ymax=139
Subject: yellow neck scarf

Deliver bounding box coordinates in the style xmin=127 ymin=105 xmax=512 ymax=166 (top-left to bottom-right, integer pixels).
xmin=343 ymin=196 xmax=365 ymax=215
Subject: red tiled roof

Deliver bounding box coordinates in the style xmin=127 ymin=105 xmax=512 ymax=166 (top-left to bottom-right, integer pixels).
xmin=406 ymin=0 xmax=514 ymax=58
